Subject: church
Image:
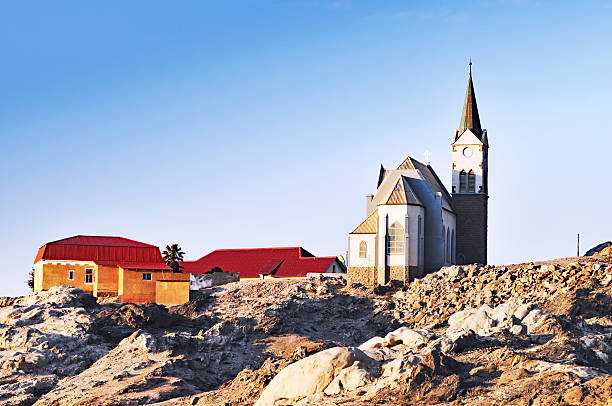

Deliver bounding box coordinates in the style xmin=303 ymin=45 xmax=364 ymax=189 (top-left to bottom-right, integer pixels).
xmin=347 ymin=65 xmax=489 ymax=286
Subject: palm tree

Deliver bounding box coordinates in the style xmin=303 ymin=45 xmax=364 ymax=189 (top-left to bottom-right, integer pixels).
xmin=162 ymin=243 xmax=185 ymax=273
xmin=26 ymin=268 xmax=35 ymax=291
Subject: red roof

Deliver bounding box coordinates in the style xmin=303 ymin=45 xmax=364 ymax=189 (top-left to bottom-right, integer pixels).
xmin=182 ymin=247 xmax=344 ymax=278
xmin=34 ymin=235 xmax=164 ymax=266
xmin=97 ymin=261 xmax=172 ymax=271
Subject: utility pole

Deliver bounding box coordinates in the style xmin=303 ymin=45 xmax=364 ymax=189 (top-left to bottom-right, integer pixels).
xmin=577 ymin=233 xmax=580 ymax=257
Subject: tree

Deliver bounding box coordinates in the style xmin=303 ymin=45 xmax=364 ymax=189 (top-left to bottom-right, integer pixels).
xmin=162 ymin=243 xmax=185 ymax=273
xmin=26 ymin=268 xmax=35 ymax=291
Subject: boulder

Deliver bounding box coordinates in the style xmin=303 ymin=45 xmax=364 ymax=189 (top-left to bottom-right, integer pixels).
xmin=254 ymin=347 xmax=375 ymax=406
xmin=381 ymin=353 xmax=421 ymax=378
xmin=447 ymin=308 xmax=495 ymax=335
xmin=513 ymin=303 xmax=536 ymax=320
xmin=522 ymin=309 xmax=547 ymax=334
xmin=509 ymin=324 xmax=527 ymax=335
xmin=384 ymin=327 xmax=432 ymax=348
xmin=323 ymin=361 xmax=375 ymax=395
xmin=439 ymin=329 xmax=477 ymax=353
xmin=358 ymin=336 xmax=385 ymax=351
xmin=490 ymin=301 xmax=519 ymax=324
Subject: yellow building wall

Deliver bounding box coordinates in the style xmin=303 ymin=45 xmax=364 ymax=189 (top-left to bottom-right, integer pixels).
xmin=118 ymin=268 xmax=190 ymax=303
xmin=155 ymin=281 xmax=190 ymax=305
xmin=93 ymin=265 xmax=119 ymax=297
xmin=36 ymin=262 xmax=95 ymax=293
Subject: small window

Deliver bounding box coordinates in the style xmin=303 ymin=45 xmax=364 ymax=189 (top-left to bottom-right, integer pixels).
xmin=468 ymin=170 xmax=475 ymax=192
xmin=459 ymin=170 xmax=467 ymax=192
xmin=359 ymin=241 xmax=367 ymax=258
xmin=68 ymin=270 xmax=74 ymax=280
xmin=85 ymin=269 xmax=93 ymax=284
xmin=142 ymin=273 xmax=152 ymax=281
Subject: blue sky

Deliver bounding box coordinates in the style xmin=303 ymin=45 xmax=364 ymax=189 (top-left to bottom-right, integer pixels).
xmin=1 ymin=1 xmax=611 ymax=296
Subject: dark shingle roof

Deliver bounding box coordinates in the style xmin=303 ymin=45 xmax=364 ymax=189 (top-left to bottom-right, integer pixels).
xmin=457 ymin=69 xmax=483 ymax=141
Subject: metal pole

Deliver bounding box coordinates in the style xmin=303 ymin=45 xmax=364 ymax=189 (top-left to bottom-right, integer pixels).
xmin=577 ymin=233 xmax=580 ymax=257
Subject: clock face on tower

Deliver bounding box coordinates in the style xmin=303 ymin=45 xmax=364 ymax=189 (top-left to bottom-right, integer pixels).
xmin=462 ymin=147 xmax=473 ymax=157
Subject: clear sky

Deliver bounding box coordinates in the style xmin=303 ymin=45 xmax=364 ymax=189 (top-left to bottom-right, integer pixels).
xmin=1 ymin=1 xmax=611 ymax=296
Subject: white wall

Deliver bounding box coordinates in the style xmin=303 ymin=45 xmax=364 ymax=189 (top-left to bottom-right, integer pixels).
xmin=348 ymin=233 xmax=376 ymax=268
xmin=324 ymin=260 xmax=345 ymax=273
xmin=452 ymin=129 xmax=487 ymax=194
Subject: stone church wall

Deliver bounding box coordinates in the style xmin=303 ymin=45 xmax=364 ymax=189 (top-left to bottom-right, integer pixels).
xmin=453 ymin=194 xmax=488 ymax=264
xmin=389 ymin=266 xmax=409 ymax=284
xmin=348 ymin=265 xmax=423 ymax=286
xmin=347 ymin=267 xmax=375 ymax=286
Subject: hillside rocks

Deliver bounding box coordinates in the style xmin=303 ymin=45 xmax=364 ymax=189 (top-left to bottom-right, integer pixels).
xmin=585 ymin=241 xmax=612 ymax=256
xmin=0 ymin=257 xmax=609 ymax=405
xmin=381 ymin=259 xmax=611 ymax=329
xmin=254 ymin=347 xmax=375 ymax=406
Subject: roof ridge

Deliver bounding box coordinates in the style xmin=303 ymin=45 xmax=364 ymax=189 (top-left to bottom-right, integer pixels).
xmin=44 ymin=235 xmax=157 ymax=248
xmin=213 ymin=247 xmax=302 ymax=252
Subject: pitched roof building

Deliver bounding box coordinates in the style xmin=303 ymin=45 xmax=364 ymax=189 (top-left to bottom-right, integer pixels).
xmin=33 ymin=235 xmax=188 ymax=304
xmin=182 ymin=247 xmax=345 ymax=279
xmin=348 ymin=64 xmax=489 ymax=285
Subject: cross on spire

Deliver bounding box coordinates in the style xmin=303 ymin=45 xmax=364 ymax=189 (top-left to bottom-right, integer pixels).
xmin=469 ymin=59 xmax=472 ymax=75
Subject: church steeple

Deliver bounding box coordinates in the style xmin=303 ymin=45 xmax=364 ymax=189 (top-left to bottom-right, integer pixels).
xmin=458 ymin=61 xmax=482 ymax=139
xmin=451 ymin=61 xmax=489 ymax=266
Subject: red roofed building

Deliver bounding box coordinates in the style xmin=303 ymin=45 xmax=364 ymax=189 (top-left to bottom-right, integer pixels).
xmin=33 ymin=235 xmax=189 ymax=304
xmin=182 ymin=247 xmax=346 ymax=279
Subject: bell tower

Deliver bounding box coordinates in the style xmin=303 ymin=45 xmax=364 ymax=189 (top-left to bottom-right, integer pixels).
xmin=451 ymin=62 xmax=488 ymax=265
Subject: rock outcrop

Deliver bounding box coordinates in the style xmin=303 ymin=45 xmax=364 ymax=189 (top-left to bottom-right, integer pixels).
xmin=0 ymin=257 xmax=610 ymax=405
xmin=585 ymin=241 xmax=612 ymax=257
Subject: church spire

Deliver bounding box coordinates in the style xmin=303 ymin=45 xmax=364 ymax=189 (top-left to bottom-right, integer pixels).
xmin=458 ymin=60 xmax=482 ymax=138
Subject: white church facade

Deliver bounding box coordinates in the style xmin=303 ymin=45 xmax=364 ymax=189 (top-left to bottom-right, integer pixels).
xmin=347 ymin=65 xmax=489 ymax=285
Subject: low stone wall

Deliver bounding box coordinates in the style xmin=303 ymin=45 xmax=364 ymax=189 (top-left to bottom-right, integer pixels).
xmin=389 ymin=266 xmax=409 ymax=284
xmin=307 ymin=273 xmax=347 ymax=280
xmin=349 ymin=266 xmax=423 ymax=286
xmin=190 ymin=272 xmax=240 ymax=290
xmin=347 ymin=267 xmax=376 ymax=286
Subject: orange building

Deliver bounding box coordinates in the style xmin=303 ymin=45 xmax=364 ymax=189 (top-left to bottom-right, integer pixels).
xmin=33 ymin=235 xmax=189 ymax=304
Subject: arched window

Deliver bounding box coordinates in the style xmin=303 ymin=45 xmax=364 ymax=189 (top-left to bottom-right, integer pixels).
xmin=442 ymin=226 xmax=446 ymax=262
xmin=451 ymin=229 xmax=455 ymax=263
xmin=387 ymin=222 xmax=404 ymax=254
xmin=459 ymin=170 xmax=467 ymax=192
xmin=359 ymin=241 xmax=367 ymax=258
xmin=468 ymin=170 xmax=475 ymax=192
xmin=417 ymin=216 xmax=423 ymax=266
xmin=447 ymin=228 xmax=451 ymax=263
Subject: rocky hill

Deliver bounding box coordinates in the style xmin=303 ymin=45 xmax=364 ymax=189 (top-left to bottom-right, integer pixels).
xmin=0 ymin=254 xmax=610 ymax=405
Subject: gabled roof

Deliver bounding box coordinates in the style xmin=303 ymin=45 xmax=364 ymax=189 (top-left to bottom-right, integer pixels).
xmin=395 ymin=156 xmax=454 ymax=212
xmin=182 ymin=247 xmax=344 ymax=278
xmin=34 ymin=235 xmax=164 ymax=265
xmin=351 ymin=209 xmax=378 ymax=234
xmin=401 ymin=176 xmax=424 ymax=206
xmin=385 ymin=179 xmax=406 ymax=204
xmin=383 ymin=177 xmax=423 ymax=206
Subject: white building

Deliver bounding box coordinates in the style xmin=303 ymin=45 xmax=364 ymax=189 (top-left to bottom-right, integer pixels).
xmin=347 ymin=64 xmax=488 ymax=285
xmin=347 ymin=156 xmax=456 ymax=285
